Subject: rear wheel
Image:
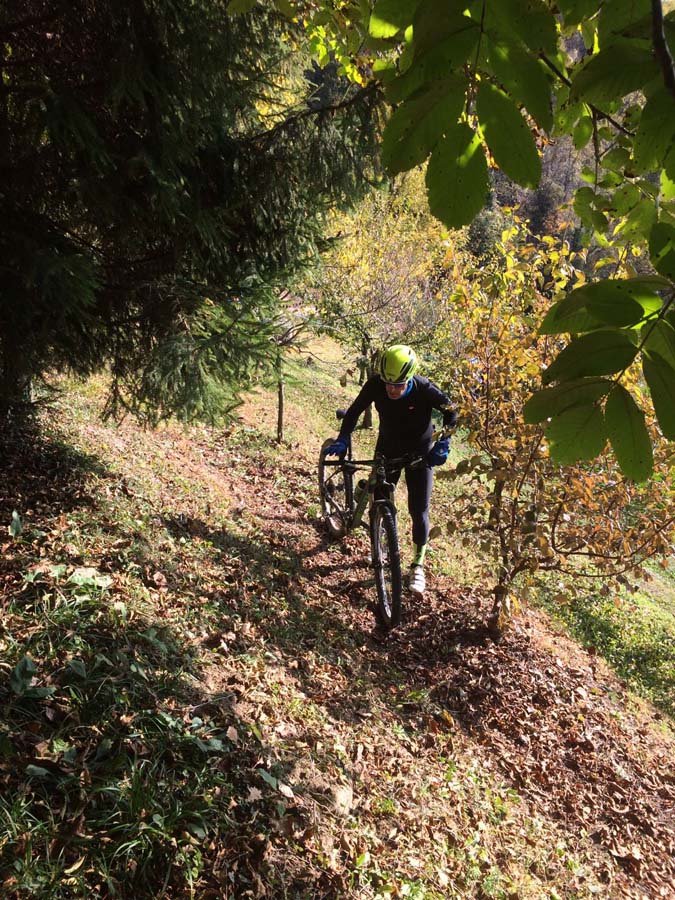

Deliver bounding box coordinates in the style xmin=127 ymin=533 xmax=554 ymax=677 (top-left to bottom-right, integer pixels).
xmin=371 ymin=503 xmax=402 ymax=628
xmin=319 ymin=440 xmax=353 ymax=538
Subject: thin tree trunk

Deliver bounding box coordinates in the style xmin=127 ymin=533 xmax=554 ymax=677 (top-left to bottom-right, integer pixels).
xmin=488 ymin=583 xmax=509 ymax=637
xmin=0 ymin=340 xmax=32 ymax=419
xmin=360 ymin=336 xmax=373 ymax=429
xmin=276 ymin=354 xmax=284 ymax=444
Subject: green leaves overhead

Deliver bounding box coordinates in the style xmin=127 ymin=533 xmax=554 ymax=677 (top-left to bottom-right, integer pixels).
xmin=563 ymin=278 xmax=663 ymax=327
xmin=412 ymin=2 xmax=477 ymax=62
xmin=649 ymin=223 xmax=675 ymax=280
xmin=662 ymin=169 xmax=675 ymax=201
xmin=369 ymin=0 xmax=417 ymax=38
xmin=633 ymin=89 xmax=675 ymax=174
xmin=426 ymin=123 xmax=488 ymax=228
xmin=597 ymin=0 xmax=650 ymax=45
xmin=486 ymin=38 xmax=553 ymax=132
xmin=608 ymin=183 xmax=641 ymax=217
xmin=570 ymin=42 xmax=659 ymax=106
xmin=485 ymin=0 xmax=558 ymax=56
xmin=476 ymin=83 xmax=541 ymax=189
xmin=545 ymin=404 xmax=607 ymax=464
xmin=542 ymin=330 xmax=638 ymax=384
xmin=605 ymin=385 xmax=653 ymax=481
xmin=539 ymin=296 xmax=601 ymax=335
xmin=381 ymin=78 xmax=465 ymax=176
xmin=524 ymin=378 xmax=612 ymax=424
xmin=385 ymin=30 xmax=478 ymax=102
xmin=574 ymin=186 xmax=610 ymax=232
xmin=557 ymin=0 xmax=600 ymax=27
xmin=573 ymin=115 xmax=594 ymax=150
xmin=641 ymin=319 xmax=675 ymax=369
xmin=643 ymin=355 xmax=675 ymax=440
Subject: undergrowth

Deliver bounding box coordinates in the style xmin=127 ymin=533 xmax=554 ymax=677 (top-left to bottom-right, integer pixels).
xmin=541 ymin=587 xmax=675 ymax=718
xmin=1 ymin=344 xmax=673 ymax=898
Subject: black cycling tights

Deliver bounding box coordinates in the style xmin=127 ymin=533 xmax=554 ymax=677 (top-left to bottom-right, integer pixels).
xmin=377 ymin=463 xmax=433 ymax=548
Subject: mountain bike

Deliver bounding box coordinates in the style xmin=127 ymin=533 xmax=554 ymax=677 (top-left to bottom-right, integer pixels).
xmin=318 ymin=411 xmax=432 ymax=629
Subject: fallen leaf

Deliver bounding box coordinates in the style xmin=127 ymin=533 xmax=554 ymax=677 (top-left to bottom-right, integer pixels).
xmin=153 ymin=571 xmax=168 ymax=589
xmin=64 ymin=858 xmax=85 ymax=875
xmin=332 ymin=784 xmax=353 ymax=816
xmin=278 ymin=781 xmax=294 ymax=799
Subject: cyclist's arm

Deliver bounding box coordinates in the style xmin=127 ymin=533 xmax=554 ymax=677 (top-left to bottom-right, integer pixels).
xmin=337 ymin=378 xmax=378 ymax=440
xmin=427 ymin=381 xmax=457 ymax=429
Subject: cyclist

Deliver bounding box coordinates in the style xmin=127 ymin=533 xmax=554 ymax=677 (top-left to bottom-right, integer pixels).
xmin=323 ymin=344 xmax=457 ymax=598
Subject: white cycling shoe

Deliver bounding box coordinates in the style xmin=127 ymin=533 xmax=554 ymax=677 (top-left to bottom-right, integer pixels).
xmin=408 ymin=565 xmax=426 ymax=597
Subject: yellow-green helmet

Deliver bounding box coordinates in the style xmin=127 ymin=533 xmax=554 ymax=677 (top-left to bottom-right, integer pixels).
xmin=378 ymin=345 xmax=418 ymax=383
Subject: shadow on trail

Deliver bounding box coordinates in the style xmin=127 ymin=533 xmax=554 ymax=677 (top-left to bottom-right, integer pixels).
xmin=214 ymin=471 xmax=675 ymax=899
xmin=4 ymin=417 xmax=672 ymax=899
xmin=0 ymin=422 xmax=354 ymax=899
xmin=0 ymin=415 xmax=106 ymax=521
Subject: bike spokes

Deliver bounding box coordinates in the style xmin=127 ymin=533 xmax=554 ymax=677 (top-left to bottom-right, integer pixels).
xmin=318 ymin=444 xmax=352 ymax=538
xmin=371 ymin=504 xmax=402 ymax=629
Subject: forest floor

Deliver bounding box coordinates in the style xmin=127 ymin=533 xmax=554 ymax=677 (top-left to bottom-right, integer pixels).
xmin=1 ymin=344 xmax=674 ymax=900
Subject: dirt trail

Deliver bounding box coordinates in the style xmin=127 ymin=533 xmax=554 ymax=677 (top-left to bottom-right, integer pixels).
xmin=214 ymin=431 xmax=675 ymax=900
xmin=20 ymin=378 xmax=674 ymax=899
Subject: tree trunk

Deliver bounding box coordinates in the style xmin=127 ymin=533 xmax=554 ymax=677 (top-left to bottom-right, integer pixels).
xmin=0 ymin=341 xmax=32 ymax=419
xmin=359 ymin=336 xmax=373 ymax=429
xmin=488 ymin=583 xmax=510 ymax=637
xmin=276 ymin=354 xmax=284 ymax=444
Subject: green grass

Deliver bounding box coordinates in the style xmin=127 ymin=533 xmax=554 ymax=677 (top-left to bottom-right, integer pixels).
xmin=2 ymin=346 xmax=671 ymax=899
xmin=0 ymin=561 xmax=254 ymax=898
xmin=542 ymin=585 xmax=675 ymax=717
xmin=0 ymin=419 xmax=287 ymax=898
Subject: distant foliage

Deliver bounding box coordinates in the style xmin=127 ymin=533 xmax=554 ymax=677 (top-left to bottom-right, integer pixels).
xmin=467 ymin=206 xmax=510 ymax=264
xmin=432 ymin=221 xmax=675 ymax=628
xmin=297 ymin=170 xmax=461 ymax=370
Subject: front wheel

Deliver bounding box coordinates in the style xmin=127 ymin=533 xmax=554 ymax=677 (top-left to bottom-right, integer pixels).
xmin=370 ymin=503 xmax=402 ymax=628
xmin=319 ymin=440 xmax=353 ymax=538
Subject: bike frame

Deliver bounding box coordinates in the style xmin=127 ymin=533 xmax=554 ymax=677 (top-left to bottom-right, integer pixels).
xmin=320 ymin=415 xmax=453 ymax=628
xmin=321 ymin=450 xmax=428 ymax=533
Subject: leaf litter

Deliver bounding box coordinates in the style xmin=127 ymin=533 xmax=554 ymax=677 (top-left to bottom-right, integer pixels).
xmin=0 ymin=381 xmax=673 ymax=899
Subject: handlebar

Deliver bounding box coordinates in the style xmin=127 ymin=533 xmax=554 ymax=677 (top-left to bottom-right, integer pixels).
xmin=321 ymin=453 xmax=429 ymax=470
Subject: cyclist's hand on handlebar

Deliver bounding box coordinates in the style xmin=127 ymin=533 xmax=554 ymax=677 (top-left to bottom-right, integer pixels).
xmin=324 ymin=437 xmax=348 ymax=457
xmin=428 ymin=437 xmax=450 ymax=467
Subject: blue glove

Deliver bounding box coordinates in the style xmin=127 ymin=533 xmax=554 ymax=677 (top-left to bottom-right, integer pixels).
xmin=324 ymin=437 xmax=348 ymax=457
xmin=428 ymin=437 xmax=450 ymax=467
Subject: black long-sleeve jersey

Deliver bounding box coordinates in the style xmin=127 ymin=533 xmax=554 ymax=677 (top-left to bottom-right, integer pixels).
xmin=337 ymin=375 xmax=451 ymax=457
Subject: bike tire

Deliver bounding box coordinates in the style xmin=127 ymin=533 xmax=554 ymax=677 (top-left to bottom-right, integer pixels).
xmin=318 ymin=439 xmax=353 ymax=538
xmin=370 ymin=503 xmax=402 ymax=628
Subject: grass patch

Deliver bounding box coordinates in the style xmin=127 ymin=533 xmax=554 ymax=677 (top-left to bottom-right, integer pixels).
xmin=2 ymin=344 xmax=671 ymax=898
xmin=542 ymin=588 xmax=675 ymax=717
xmin=0 ymin=419 xmax=296 ymax=898
xmin=1 ymin=564 xmax=248 ymax=897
